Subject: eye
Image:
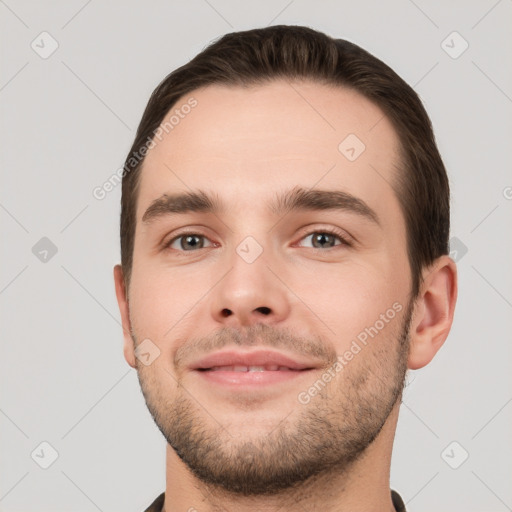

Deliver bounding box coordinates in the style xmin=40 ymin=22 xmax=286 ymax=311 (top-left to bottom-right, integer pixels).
xmin=297 ymin=229 xmax=352 ymax=249
xmin=166 ymin=233 xmax=213 ymax=251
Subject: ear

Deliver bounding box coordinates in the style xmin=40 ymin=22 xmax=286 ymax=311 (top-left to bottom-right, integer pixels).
xmin=408 ymin=255 xmax=458 ymax=370
xmin=113 ymin=264 xmax=136 ymax=369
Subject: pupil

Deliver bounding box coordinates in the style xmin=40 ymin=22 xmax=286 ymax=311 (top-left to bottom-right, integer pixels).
xmin=182 ymin=235 xmax=202 ymax=250
xmin=313 ymin=233 xmax=334 ymax=248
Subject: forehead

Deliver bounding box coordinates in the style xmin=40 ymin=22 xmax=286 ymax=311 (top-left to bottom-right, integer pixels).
xmin=136 ymin=80 xmax=402 ymax=227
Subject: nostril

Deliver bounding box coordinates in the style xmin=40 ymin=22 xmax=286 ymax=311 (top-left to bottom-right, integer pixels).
xmin=221 ymin=308 xmax=232 ymax=317
xmin=256 ymin=306 xmax=271 ymax=315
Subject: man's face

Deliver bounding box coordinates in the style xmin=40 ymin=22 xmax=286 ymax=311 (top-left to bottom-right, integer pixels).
xmin=123 ymin=80 xmax=414 ymax=495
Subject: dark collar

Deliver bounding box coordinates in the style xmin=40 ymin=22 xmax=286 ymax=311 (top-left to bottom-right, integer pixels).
xmin=144 ymin=489 xmax=407 ymax=511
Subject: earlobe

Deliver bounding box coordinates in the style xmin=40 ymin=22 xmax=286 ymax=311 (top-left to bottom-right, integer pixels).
xmin=113 ymin=264 xmax=137 ymax=369
xmin=407 ymin=256 xmax=458 ymax=370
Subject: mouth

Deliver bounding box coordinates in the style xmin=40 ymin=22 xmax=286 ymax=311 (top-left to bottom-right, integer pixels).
xmin=201 ymin=365 xmax=298 ymax=372
xmin=190 ymin=350 xmax=319 ymax=387
xmin=194 ymin=366 xmax=313 ymax=387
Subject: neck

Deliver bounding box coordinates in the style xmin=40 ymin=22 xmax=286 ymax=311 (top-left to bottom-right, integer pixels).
xmin=162 ymin=402 xmax=401 ymax=512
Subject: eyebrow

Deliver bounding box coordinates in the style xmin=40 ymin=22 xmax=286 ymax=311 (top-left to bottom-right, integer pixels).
xmin=141 ymin=186 xmax=380 ymax=227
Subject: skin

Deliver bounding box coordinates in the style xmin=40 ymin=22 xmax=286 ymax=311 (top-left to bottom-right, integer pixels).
xmin=114 ymin=80 xmax=457 ymax=512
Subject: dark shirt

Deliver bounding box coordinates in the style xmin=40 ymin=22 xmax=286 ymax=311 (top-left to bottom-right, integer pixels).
xmin=143 ymin=489 xmax=406 ymax=511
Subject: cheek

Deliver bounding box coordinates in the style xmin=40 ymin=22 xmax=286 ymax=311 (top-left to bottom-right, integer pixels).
xmin=129 ymin=262 xmax=212 ymax=340
xmin=289 ymin=257 xmax=406 ymax=349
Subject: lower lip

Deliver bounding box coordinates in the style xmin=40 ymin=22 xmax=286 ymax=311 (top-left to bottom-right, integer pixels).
xmin=193 ymin=369 xmax=313 ymax=387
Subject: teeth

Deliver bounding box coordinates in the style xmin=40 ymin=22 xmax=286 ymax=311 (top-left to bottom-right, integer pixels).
xmin=209 ymin=365 xmax=292 ymax=372
xmin=234 ymin=365 xmax=252 ymax=372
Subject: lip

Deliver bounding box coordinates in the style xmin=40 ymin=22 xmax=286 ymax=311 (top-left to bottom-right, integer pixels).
xmin=190 ymin=349 xmax=318 ymax=371
xmin=189 ymin=349 xmax=320 ymax=388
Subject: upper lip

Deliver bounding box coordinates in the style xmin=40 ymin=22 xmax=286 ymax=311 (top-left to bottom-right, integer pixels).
xmin=190 ymin=349 xmax=319 ymax=371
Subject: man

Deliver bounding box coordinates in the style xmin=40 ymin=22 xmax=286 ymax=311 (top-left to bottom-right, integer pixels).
xmin=114 ymin=25 xmax=457 ymax=511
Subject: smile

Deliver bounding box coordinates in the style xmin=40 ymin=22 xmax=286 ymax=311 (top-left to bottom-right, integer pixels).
xmin=204 ymin=365 xmax=296 ymax=372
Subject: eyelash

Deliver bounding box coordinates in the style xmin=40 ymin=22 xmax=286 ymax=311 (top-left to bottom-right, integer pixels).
xmin=163 ymin=227 xmax=353 ymax=253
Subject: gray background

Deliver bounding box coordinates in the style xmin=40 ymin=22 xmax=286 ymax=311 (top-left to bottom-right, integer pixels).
xmin=1 ymin=1 xmax=511 ymax=511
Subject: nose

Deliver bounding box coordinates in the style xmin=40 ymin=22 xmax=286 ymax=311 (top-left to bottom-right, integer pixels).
xmin=209 ymin=241 xmax=291 ymax=328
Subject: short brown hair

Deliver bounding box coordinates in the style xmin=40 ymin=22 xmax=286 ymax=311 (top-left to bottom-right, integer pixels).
xmin=120 ymin=25 xmax=450 ymax=299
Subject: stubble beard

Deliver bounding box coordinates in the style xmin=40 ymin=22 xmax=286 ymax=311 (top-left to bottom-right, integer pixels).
xmin=135 ymin=301 xmax=412 ymax=497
